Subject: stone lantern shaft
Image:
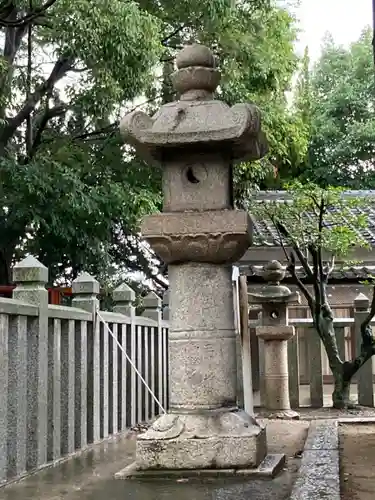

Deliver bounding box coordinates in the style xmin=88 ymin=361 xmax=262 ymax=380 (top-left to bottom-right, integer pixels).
xmin=117 ymin=44 xmax=284 ymax=477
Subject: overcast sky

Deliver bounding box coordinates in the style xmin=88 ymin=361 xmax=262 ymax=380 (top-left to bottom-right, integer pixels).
xmin=294 ymin=0 xmax=372 ymax=61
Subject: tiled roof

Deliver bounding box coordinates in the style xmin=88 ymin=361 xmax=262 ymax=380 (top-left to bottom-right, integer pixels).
xmin=242 ymin=264 xmax=375 ymax=281
xmin=250 ymin=190 xmax=375 ymax=248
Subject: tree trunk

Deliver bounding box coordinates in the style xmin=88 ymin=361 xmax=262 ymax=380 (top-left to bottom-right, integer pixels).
xmin=332 ymin=366 xmax=351 ymax=409
xmin=0 ymin=252 xmax=12 ymax=285
xmin=317 ymin=306 xmax=350 ymax=408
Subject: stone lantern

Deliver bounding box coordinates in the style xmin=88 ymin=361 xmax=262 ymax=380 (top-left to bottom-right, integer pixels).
xmin=117 ymin=44 xmax=283 ymax=477
xmin=249 ymin=261 xmax=300 ymax=419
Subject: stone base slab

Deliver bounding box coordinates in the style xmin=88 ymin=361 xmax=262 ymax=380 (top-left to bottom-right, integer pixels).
xmin=134 ymin=410 xmax=267 ymax=470
xmin=115 ymin=453 xmax=286 ymax=480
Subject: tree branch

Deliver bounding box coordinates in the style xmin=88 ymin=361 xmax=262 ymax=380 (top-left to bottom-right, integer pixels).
xmin=275 ymin=220 xmax=314 ymax=280
xmin=287 ymin=251 xmax=315 ymax=311
xmin=3 ymin=55 xmax=74 ymax=144
xmin=0 ymin=0 xmax=58 ymax=27
xmin=26 ymin=102 xmax=66 ymax=161
xmin=361 ymin=286 xmax=375 ymax=333
xmin=161 ymin=22 xmax=189 ymax=47
xmin=343 ymin=285 xmax=375 ymax=381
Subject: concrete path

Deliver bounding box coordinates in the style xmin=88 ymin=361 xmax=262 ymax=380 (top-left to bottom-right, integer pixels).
xmin=1 ymin=421 xmax=308 ymax=500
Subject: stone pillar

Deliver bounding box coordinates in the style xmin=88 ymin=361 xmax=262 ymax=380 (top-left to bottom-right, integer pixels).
xmin=13 ymin=256 xmax=49 ymax=469
xmin=117 ymin=43 xmax=284 ymax=477
xmin=72 ymin=272 xmax=99 ymax=318
xmin=72 ymin=272 xmax=101 ymax=443
xmin=354 ymin=293 xmax=374 ymax=407
xmin=113 ymin=283 xmax=136 ymax=317
xmin=249 ymin=261 xmax=299 ymax=419
xmin=142 ymin=291 xmax=162 ymax=322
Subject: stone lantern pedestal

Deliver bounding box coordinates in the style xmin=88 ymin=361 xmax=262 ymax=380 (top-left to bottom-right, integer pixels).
xmin=249 ymin=261 xmax=300 ymax=419
xmin=116 ymin=44 xmax=285 ymax=478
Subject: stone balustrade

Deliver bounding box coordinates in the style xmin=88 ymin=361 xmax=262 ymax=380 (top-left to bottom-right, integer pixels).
xmin=0 ymin=256 xmax=169 ymax=484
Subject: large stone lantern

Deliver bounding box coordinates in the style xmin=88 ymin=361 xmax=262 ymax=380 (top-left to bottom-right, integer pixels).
xmin=117 ymin=44 xmax=282 ymax=477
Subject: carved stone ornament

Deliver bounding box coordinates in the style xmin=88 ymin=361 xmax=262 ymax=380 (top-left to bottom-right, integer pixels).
xmin=119 ymin=43 xmax=268 ymax=163
xmin=249 ymin=260 xmax=300 ymax=305
xmin=147 ymin=233 xmax=250 ymax=264
xmin=141 ymin=210 xmax=252 ymax=264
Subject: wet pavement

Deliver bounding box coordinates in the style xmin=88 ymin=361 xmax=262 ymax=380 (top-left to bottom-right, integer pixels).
xmin=1 ymin=421 xmax=308 ymax=500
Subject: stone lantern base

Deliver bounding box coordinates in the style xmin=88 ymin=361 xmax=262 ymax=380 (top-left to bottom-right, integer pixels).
xmin=116 ymin=409 xmax=286 ymax=479
xmin=136 ymin=410 xmax=266 ymax=470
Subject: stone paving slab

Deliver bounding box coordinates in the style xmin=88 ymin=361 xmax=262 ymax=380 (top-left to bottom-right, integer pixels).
xmin=304 ymin=419 xmax=338 ymax=450
xmin=289 ymin=420 xmax=340 ymax=500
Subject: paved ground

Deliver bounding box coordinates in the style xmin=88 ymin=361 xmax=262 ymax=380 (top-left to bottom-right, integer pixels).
xmin=1 ymin=420 xmax=309 ymax=500
xmin=340 ymin=424 xmax=375 ymax=500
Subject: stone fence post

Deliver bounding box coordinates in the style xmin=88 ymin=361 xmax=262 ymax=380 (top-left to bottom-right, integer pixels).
xmin=72 ymin=272 xmax=99 ymax=318
xmin=12 ymin=256 xmax=49 ymax=469
xmin=113 ymin=283 xmax=136 ymax=317
xmin=354 ymin=293 xmax=374 ymax=407
xmin=249 ymin=260 xmax=299 ymax=419
xmin=142 ymin=291 xmax=162 ymax=322
xmin=72 ymin=272 xmax=100 ymax=443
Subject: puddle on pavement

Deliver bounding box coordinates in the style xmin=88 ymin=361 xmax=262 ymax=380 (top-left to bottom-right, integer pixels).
xmin=0 ymin=435 xmax=294 ymax=500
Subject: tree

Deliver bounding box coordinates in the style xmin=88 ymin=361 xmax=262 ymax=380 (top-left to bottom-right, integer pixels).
xmin=213 ymin=2 xmax=309 ymax=199
xmin=0 ymin=0 xmax=302 ymax=287
xmin=250 ymin=182 xmax=375 ymax=409
xmin=0 ymin=0 xmax=167 ymax=285
xmin=294 ymin=27 xmax=375 ymax=188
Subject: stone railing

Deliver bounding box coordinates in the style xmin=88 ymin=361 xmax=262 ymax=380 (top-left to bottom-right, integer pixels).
xmin=249 ymin=293 xmax=375 ymax=409
xmin=0 ymin=257 xmax=169 ymax=484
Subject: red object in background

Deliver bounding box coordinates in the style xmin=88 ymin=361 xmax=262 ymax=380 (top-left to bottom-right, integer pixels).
xmin=0 ymin=285 xmax=72 ymax=305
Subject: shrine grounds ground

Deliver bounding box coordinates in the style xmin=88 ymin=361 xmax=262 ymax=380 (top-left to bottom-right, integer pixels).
xmin=3 ymin=411 xmax=375 ymax=500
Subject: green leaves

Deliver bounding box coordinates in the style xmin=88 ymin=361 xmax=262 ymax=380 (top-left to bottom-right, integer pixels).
xmin=295 ymin=26 xmax=375 ymax=188
xmin=0 ymin=0 xmax=303 ymax=285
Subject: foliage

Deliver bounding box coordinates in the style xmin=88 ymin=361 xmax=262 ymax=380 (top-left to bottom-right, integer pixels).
xmin=249 ymin=182 xmax=375 ymax=408
xmin=293 ymin=27 xmax=375 ymax=187
xmin=215 ymin=3 xmax=309 ymax=199
xmin=0 ymin=0 xmax=303 ymax=287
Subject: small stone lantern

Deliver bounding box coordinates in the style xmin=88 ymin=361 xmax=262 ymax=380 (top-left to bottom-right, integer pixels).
xmin=118 ymin=43 xmax=284 ymax=477
xmin=249 ymin=261 xmax=300 ymax=419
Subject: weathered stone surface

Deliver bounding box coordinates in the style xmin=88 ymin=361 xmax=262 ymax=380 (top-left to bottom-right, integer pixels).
xmin=141 ymin=210 xmax=252 ymax=264
xmin=136 ymin=410 xmax=267 ymax=470
xmin=304 ymin=420 xmax=338 ymax=450
xmin=168 ymin=332 xmax=236 ymax=410
xmin=113 ymin=283 xmax=135 ymax=303
xmin=119 ymin=42 xmax=269 ymax=475
xmin=169 ymin=263 xmax=235 ymax=331
xmin=290 ymin=420 xmax=340 ymax=500
xmin=167 ymin=264 xmax=237 ymax=410
xmin=290 ymin=449 xmax=340 ymax=500
xmin=256 ymin=325 xmax=294 ymax=341
xmin=163 ymin=155 xmax=231 ymax=212
xmin=72 ymin=272 xmax=100 ymax=295
xmin=120 ymin=43 xmax=267 ymax=163
xmin=12 ymin=255 xmax=49 ymax=470
xmin=12 ymin=255 xmax=48 ymax=284
xmin=115 ymin=453 xmax=285 ymax=480
xmin=250 ymin=261 xmax=299 ymax=417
